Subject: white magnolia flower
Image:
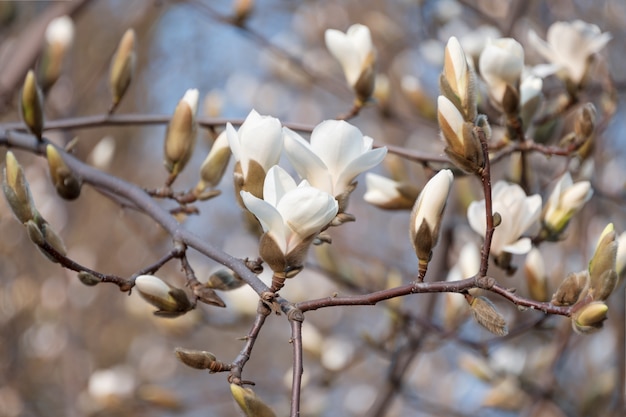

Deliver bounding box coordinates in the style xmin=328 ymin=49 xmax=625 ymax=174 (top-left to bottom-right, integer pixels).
xmin=528 ymin=20 xmax=612 ymax=84
xmin=325 ymin=24 xmax=376 ymax=99
xmin=410 ymin=169 xmax=454 ymax=263
xmin=468 ymin=181 xmax=542 ymax=255
xmin=458 ymin=25 xmax=502 ymax=65
xmin=479 ymin=38 xmax=524 ymax=104
xmin=519 ymin=72 xmax=543 ymax=128
xmin=226 ymin=109 xmax=283 ymax=179
xmin=542 ymin=172 xmax=592 ymax=234
xmin=283 ymin=120 xmax=387 ymax=206
xmin=363 ymin=173 xmax=418 ymax=210
xmin=241 ymin=165 xmax=338 ymax=256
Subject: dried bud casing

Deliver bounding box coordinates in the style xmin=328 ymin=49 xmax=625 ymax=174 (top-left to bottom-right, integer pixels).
xmin=552 ymin=271 xmax=588 ymax=306
xmin=46 ymin=145 xmax=82 ymax=200
xmin=20 ymin=70 xmax=44 ymax=139
xmin=572 ymin=301 xmax=608 ymax=334
xmin=174 ymin=348 xmax=216 ymax=370
xmin=109 ymin=29 xmax=136 ymax=107
xmin=230 ymin=384 xmax=277 ymax=417
xmin=192 ymin=286 xmax=226 ymax=308
xmin=3 ymin=151 xmax=36 ymax=223
xmin=469 ymin=296 xmax=509 ymax=336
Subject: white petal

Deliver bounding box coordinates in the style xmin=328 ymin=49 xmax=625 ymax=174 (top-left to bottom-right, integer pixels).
xmin=240 ymin=191 xmax=289 ymax=252
xmin=363 ymin=173 xmax=401 ymax=205
xmin=334 ymin=147 xmax=387 ymax=194
xmin=226 ymin=122 xmax=242 ymax=163
xmin=325 ymin=29 xmax=362 ymax=86
xmin=283 ymin=127 xmax=332 ymax=192
xmin=181 ymin=89 xmax=199 ymax=115
xmin=262 ymin=165 xmax=297 ymax=208
xmin=502 ymin=238 xmax=532 ymax=255
xmin=467 ymin=200 xmax=487 ymax=236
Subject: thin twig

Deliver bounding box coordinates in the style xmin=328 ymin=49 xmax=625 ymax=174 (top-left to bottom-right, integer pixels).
xmin=288 ymin=308 xmax=304 ymax=417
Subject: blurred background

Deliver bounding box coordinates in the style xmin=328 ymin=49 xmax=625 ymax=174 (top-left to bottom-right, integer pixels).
xmin=0 ymin=0 xmax=625 ymax=416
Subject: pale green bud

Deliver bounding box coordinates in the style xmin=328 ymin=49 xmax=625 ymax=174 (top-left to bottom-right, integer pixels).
xmin=572 ymin=301 xmax=608 ymax=334
xmin=2 ymin=151 xmax=36 ymax=223
xmin=164 ymin=89 xmax=198 ymax=176
xmin=134 ymin=275 xmax=192 ymax=318
xmin=230 ymin=384 xmax=277 ymax=417
xmin=109 ymin=29 xmax=136 ymax=108
xmin=20 ymin=70 xmax=44 ymax=139
xmin=588 ymin=223 xmax=617 ymax=300
xmin=46 ymin=145 xmax=82 ymax=200
xmin=174 ymin=348 xmax=217 ymax=370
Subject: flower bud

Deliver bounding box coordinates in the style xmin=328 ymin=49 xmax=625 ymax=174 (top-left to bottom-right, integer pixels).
xmin=39 ymin=15 xmax=74 ymax=92
xmin=134 ymin=275 xmax=192 ymax=318
xmin=588 ymin=223 xmax=617 ymax=301
xmin=479 ymin=37 xmax=524 ymax=109
xmin=519 ymin=73 xmax=543 ymax=130
xmin=616 ymin=231 xmax=626 ymax=278
xmin=441 ymin=36 xmax=476 ymax=120
xmin=524 ymin=248 xmax=549 ymax=302
xmin=230 ymin=384 xmax=277 ymax=417
xmin=196 ymin=130 xmax=231 ymax=192
xmin=409 ymin=170 xmax=453 ymax=265
xmin=20 ymin=70 xmax=44 ymax=139
xmin=551 ymin=271 xmax=588 ymax=306
xmin=109 ymin=29 xmax=136 ymax=108
xmin=363 ymin=173 xmax=419 ymax=210
xmin=2 ymin=151 xmax=36 ymax=223
xmin=164 ymin=89 xmax=199 ymax=177
xmin=572 ymin=301 xmax=608 ymax=334
xmin=78 ymin=271 xmax=101 ymax=286
xmin=469 ymin=296 xmax=508 ymax=336
xmin=174 ymin=347 xmax=217 ymax=370
xmin=46 ymin=145 xmax=82 ymax=200
xmin=204 ymin=268 xmax=245 ymax=291
xmin=232 ymin=0 xmax=254 ymax=26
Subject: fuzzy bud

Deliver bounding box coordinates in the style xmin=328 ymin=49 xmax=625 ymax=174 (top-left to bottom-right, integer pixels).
xmin=20 ymin=70 xmax=44 ymax=139
xmin=77 ymin=271 xmax=101 ymax=286
xmin=174 ymin=348 xmax=217 ymax=370
xmin=109 ymin=29 xmax=136 ymax=108
xmin=204 ymin=268 xmax=245 ymax=291
xmin=164 ymin=89 xmax=199 ymax=177
xmin=440 ymin=36 xmax=476 ymax=121
xmin=575 ymin=102 xmax=597 ymax=141
xmin=46 ymin=145 xmax=82 ymax=200
xmin=552 ymin=271 xmax=588 ymax=306
xmin=3 ymin=151 xmax=36 ymax=223
xmin=469 ymin=296 xmax=509 ymax=336
xmin=196 ymin=130 xmax=231 ymax=192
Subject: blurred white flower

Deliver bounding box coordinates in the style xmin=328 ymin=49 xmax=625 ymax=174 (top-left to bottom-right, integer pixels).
xmin=226 ymin=109 xmax=282 ymax=179
xmin=363 ymin=173 xmax=418 ymax=210
xmin=325 ymin=24 xmax=376 ymax=100
xmin=479 ymin=38 xmax=524 ymax=105
xmin=458 ymin=25 xmax=502 ymax=65
xmin=468 ymin=181 xmax=542 ymax=255
xmin=524 ymin=247 xmax=548 ymax=301
xmin=542 ymin=172 xmax=592 ymax=235
xmin=283 ymin=120 xmax=386 ymax=209
xmin=616 ymin=231 xmax=626 ymax=277
xmin=528 ymin=20 xmax=611 ymax=84
xmin=240 ymin=165 xmax=338 ymax=256
xmin=45 ymin=15 xmax=74 ymax=47
xmin=519 ymin=72 xmax=543 ymax=128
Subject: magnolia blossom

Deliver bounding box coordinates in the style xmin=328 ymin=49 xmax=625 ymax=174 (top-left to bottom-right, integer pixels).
xmin=241 ymin=165 xmax=338 ymax=257
xmin=283 ymin=120 xmax=387 ymax=209
xmin=519 ymin=72 xmax=543 ymax=128
xmin=542 ymin=172 xmax=592 ymax=234
xmin=616 ymin=231 xmax=626 ymax=277
xmin=528 ymin=20 xmax=612 ymax=84
xmin=363 ymin=173 xmax=418 ymax=210
xmin=479 ymin=38 xmax=524 ymax=104
xmin=437 ymin=95 xmax=465 ymax=151
xmin=410 ymin=169 xmax=454 ymax=263
xmin=468 ymin=181 xmax=542 ymax=256
xmin=325 ymin=24 xmax=376 ymax=99
xmin=226 ymin=109 xmax=282 ymax=179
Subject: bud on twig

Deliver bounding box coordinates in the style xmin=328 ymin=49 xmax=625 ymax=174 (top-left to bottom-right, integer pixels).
xmin=20 ymin=70 xmax=44 ymax=139
xmin=78 ymin=271 xmax=101 ymax=286
xmin=409 ymin=170 xmax=453 ymax=272
xmin=575 ymin=103 xmax=597 ymax=140
xmin=46 ymin=145 xmax=82 ymax=200
xmin=39 ymin=15 xmax=74 ymax=92
xmin=164 ymin=89 xmax=199 ymax=180
xmin=109 ymin=29 xmax=136 ymax=111
xmin=524 ymin=248 xmax=549 ymax=302
xmin=204 ymin=268 xmax=245 ymax=291
xmin=134 ymin=275 xmax=193 ymax=318
xmin=196 ymin=130 xmax=231 ymax=193
xmin=230 ymin=384 xmax=277 ymax=417
xmin=3 ymin=151 xmax=37 ymax=223
xmin=174 ymin=348 xmax=217 ymax=370
xmin=469 ymin=296 xmax=509 ymax=336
